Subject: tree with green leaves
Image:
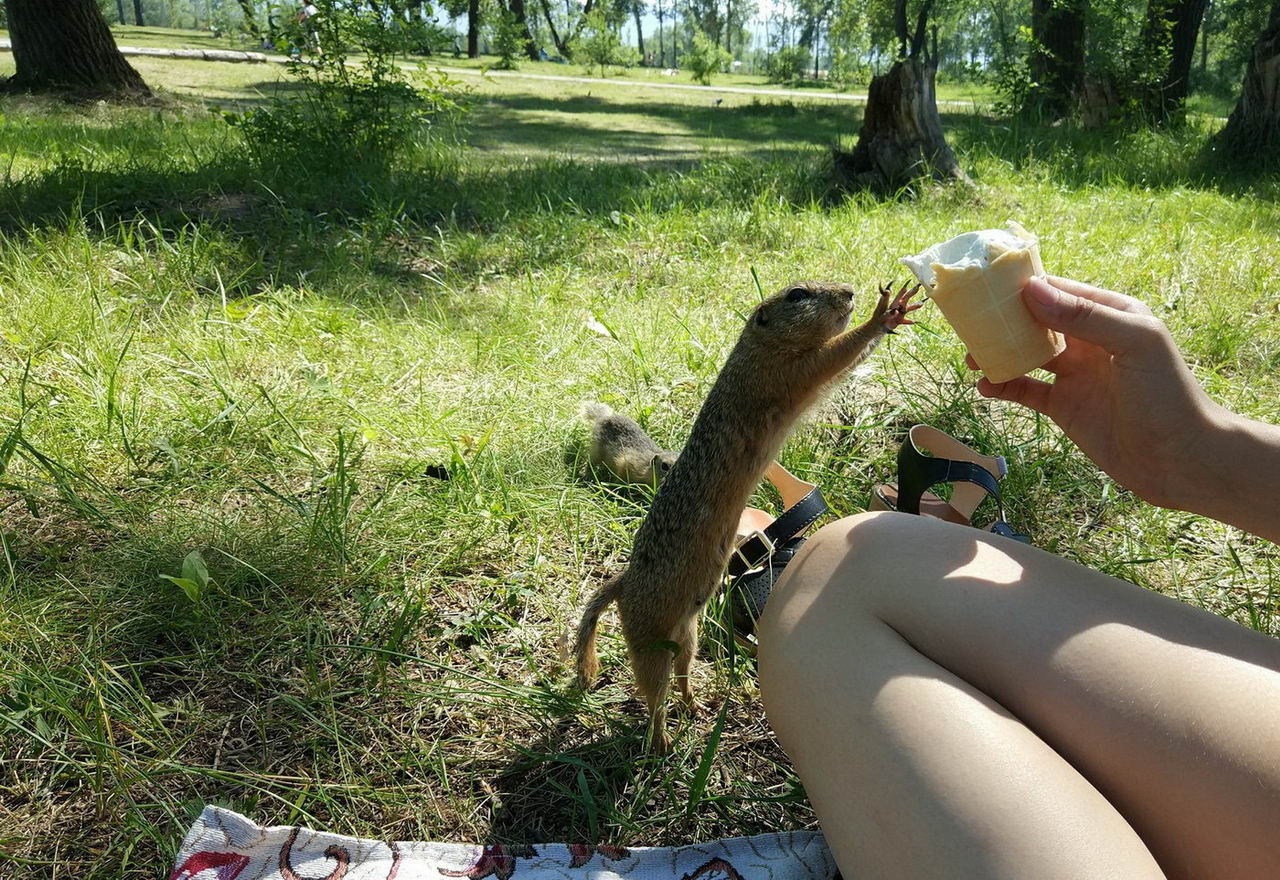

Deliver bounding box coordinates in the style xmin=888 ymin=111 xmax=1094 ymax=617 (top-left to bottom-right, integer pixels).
xmin=1029 ymin=0 xmax=1086 ymax=119
xmin=571 ymin=7 xmax=637 ymax=74
xmin=1139 ymin=0 xmax=1211 ymax=122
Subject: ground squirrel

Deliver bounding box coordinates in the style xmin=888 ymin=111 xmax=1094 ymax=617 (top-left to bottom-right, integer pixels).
xmin=580 ymin=402 xmax=679 ymax=487
xmin=573 ymin=280 xmax=920 ymax=752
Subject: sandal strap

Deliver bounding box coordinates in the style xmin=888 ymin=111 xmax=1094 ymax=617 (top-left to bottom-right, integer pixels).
xmin=727 ymin=463 xmax=828 ymax=580
xmin=896 ymin=427 xmax=1004 ymax=519
xmin=904 ymin=425 xmax=1006 ymax=520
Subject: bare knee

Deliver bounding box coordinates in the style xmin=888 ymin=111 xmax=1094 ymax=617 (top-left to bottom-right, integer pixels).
xmin=757 ymin=511 xmax=923 ymax=639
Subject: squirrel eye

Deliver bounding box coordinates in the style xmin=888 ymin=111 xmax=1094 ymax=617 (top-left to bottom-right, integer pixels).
xmin=785 ymin=286 xmax=813 ymax=303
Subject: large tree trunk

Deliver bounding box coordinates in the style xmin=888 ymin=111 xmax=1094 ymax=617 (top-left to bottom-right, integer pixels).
xmin=509 ymin=0 xmax=539 ymax=60
xmin=133 ymin=0 xmax=144 ymax=25
xmin=1140 ymin=0 xmax=1210 ymax=123
xmin=833 ymin=58 xmax=968 ymax=192
xmin=1029 ymin=0 xmax=1087 ymax=119
xmin=1214 ymin=0 xmax=1280 ymax=159
xmin=4 ymin=0 xmax=150 ymax=97
xmin=467 ymin=0 xmax=480 ymax=57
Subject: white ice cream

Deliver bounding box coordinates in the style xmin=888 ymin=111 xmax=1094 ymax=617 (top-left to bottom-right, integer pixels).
xmin=900 ymin=223 xmax=1035 ymax=288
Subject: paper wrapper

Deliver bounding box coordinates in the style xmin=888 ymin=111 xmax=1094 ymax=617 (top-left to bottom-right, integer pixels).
xmin=928 ymin=236 xmax=1065 ymax=384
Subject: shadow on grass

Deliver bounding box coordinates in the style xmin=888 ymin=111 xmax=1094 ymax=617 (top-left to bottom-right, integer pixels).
xmin=2 ymin=92 xmax=1277 ymax=311
xmin=464 ymin=92 xmax=857 ymax=159
xmin=487 ymin=713 xmax=646 ymax=843
xmin=945 ymin=111 xmax=1280 ymax=198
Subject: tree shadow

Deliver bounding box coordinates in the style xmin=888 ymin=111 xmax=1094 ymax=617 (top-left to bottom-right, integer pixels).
xmin=465 ymin=92 xmax=857 ymax=161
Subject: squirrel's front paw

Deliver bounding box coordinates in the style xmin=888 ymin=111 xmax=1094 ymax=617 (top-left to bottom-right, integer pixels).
xmin=879 ymin=280 xmax=923 ymax=333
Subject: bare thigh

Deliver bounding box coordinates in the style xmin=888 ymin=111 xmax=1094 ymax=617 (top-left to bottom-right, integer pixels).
xmin=758 ymin=511 xmax=1280 ymax=880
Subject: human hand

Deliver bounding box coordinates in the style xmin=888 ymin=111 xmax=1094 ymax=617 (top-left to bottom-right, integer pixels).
xmin=973 ymin=276 xmax=1227 ymax=510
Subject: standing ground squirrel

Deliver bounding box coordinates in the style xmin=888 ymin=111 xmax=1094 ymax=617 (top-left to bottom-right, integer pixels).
xmin=579 ymin=402 xmax=679 ymax=487
xmin=573 ymin=280 xmax=920 ymax=752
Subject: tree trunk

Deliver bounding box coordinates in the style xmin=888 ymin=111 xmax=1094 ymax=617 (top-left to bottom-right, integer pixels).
xmin=467 ymin=0 xmax=480 ymax=57
xmin=133 ymin=0 xmax=144 ymax=25
xmin=633 ymin=0 xmax=645 ymax=60
xmin=4 ymin=0 xmax=150 ymax=97
xmin=1029 ymin=0 xmax=1087 ymax=119
xmin=725 ymin=2 xmax=731 ymax=57
xmin=991 ymin=5 xmax=1013 ymax=67
xmin=1140 ymin=0 xmax=1210 ymax=123
xmin=236 ymin=0 xmax=262 ymax=39
xmin=537 ymin=0 xmax=568 ymax=56
xmin=1199 ymin=0 xmax=1210 ymax=80
xmin=1214 ymin=0 xmax=1280 ymax=159
xmin=509 ymin=0 xmax=539 ymax=60
xmin=657 ymin=0 xmax=665 ymax=66
xmin=833 ymin=58 xmax=969 ymax=192
xmin=115 ymin=0 xmax=126 ymax=24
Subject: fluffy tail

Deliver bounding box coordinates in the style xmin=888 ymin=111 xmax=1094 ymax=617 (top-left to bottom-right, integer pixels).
xmin=574 ymin=575 xmax=622 ymax=688
xmin=578 ymin=401 xmax=614 ymax=425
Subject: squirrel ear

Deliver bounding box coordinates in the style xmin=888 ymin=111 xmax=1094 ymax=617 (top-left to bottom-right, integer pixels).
xmin=755 ymin=307 xmax=769 ymax=327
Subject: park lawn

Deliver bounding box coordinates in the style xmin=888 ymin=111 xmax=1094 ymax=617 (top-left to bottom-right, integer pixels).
xmin=1 ymin=22 xmax=998 ymax=103
xmin=0 ymin=51 xmax=1278 ymax=878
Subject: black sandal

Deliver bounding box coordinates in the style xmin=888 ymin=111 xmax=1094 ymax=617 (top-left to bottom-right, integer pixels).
xmin=727 ymin=462 xmax=829 ymax=654
xmin=871 ymin=425 xmax=1028 ymax=542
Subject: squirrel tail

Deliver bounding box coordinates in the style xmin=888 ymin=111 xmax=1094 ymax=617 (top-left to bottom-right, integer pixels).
xmin=578 ymin=401 xmax=614 ymax=424
xmin=573 ymin=574 xmax=622 ymax=689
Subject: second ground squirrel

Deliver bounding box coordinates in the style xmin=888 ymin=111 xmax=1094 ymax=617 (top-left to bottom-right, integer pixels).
xmin=573 ymin=280 xmax=920 ymax=752
xmin=580 ymin=402 xmax=679 ymax=487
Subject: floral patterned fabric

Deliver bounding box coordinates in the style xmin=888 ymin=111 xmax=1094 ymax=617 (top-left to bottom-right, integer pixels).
xmin=172 ymin=806 xmax=840 ymax=880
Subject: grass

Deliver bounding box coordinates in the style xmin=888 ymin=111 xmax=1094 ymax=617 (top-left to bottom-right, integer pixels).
xmin=0 ymin=51 xmax=1277 ymax=878
xmin=1 ymin=22 xmax=995 ymax=103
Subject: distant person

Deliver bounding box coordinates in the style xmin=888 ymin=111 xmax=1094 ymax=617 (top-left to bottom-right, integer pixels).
xmin=296 ymin=1 xmax=320 ymax=51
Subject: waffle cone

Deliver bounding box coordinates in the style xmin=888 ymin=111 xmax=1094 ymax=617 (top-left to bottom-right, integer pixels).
xmin=928 ymin=240 xmax=1065 ymax=383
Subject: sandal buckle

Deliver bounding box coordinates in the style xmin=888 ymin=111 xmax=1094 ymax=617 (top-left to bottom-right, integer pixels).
xmin=732 ymin=529 xmax=775 ymax=574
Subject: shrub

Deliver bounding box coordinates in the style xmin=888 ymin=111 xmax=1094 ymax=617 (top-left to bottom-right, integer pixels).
xmin=827 ymin=48 xmax=870 ymax=89
xmin=225 ymin=7 xmax=465 ymax=176
xmin=685 ymin=31 xmax=732 ymax=86
xmin=764 ymin=45 xmax=811 ymax=85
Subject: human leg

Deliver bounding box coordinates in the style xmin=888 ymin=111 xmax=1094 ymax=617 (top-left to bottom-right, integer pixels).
xmin=758 ymin=511 xmax=1280 ymax=879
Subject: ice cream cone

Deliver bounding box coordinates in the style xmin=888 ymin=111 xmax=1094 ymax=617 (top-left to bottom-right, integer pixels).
xmin=902 ymin=223 xmax=1065 ymax=384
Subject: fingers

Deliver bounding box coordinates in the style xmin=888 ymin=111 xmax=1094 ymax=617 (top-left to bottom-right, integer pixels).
xmin=1023 ymin=277 xmax=1165 ymax=357
xmin=976 ymin=375 xmax=1055 ymax=415
xmin=1045 ymin=275 xmax=1153 ymax=316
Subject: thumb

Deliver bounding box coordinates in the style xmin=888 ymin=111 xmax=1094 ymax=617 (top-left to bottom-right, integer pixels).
xmin=1023 ymin=277 xmax=1159 ymax=356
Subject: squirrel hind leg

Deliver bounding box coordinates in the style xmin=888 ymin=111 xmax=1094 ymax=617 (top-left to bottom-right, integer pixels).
xmin=630 ymin=644 xmax=674 ymax=754
xmin=673 ymin=615 xmax=699 ymax=710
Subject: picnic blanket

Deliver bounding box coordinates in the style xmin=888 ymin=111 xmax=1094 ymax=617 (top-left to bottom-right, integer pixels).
xmin=172 ymin=806 xmax=840 ymax=880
